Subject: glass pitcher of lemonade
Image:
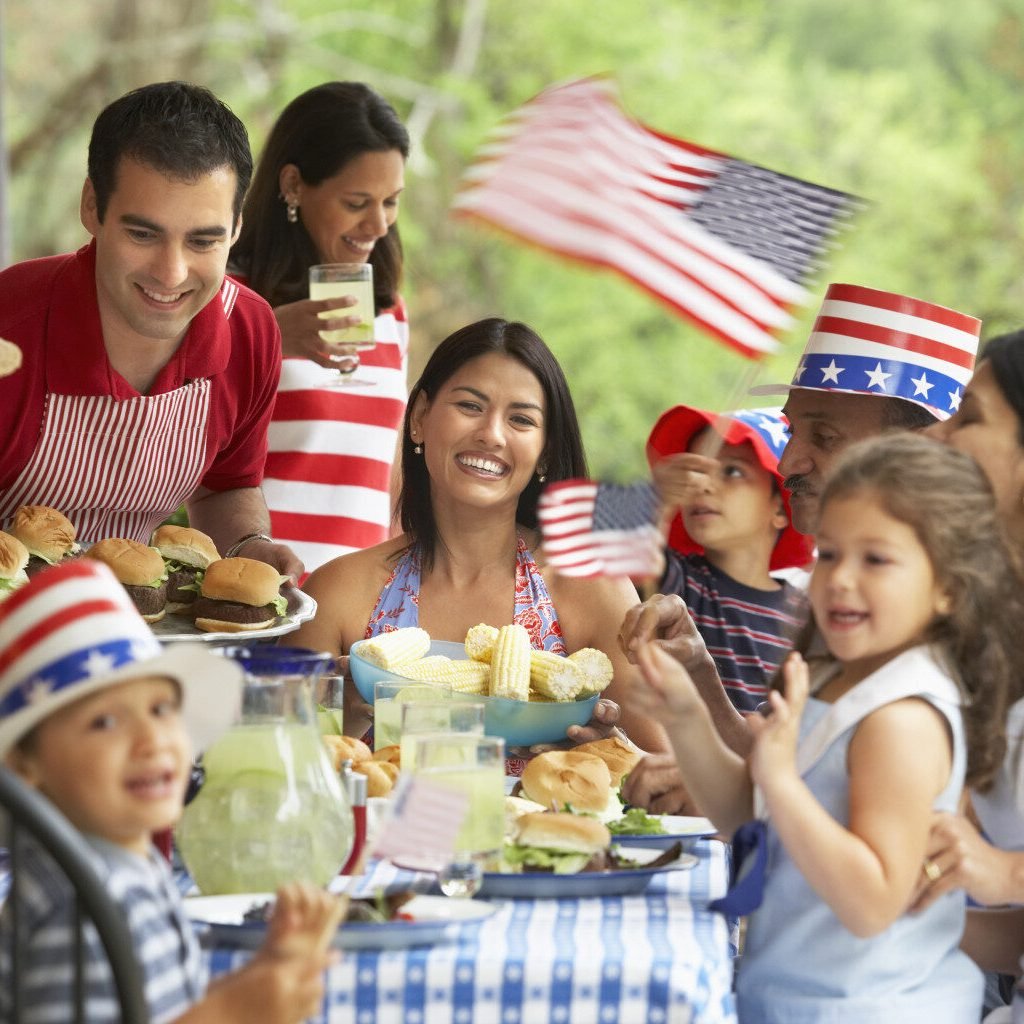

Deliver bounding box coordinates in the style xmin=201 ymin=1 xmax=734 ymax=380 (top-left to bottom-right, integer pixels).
xmin=178 ymin=646 xmax=354 ymax=894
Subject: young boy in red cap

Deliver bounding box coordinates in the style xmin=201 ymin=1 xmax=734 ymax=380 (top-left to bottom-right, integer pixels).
xmin=646 ymin=406 xmax=813 ymax=713
xmin=0 ymin=560 xmax=342 ymax=1023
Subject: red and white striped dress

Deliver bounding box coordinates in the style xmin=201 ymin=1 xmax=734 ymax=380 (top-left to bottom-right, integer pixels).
xmin=262 ymin=300 xmax=409 ymax=572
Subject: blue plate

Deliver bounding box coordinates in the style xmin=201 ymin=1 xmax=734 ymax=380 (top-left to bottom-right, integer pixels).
xmin=477 ymin=846 xmax=698 ymax=899
xmin=349 ymin=638 xmax=600 ymax=748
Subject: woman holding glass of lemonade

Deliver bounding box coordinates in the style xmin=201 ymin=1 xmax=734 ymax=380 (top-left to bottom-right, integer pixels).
xmin=230 ymin=82 xmax=410 ymax=573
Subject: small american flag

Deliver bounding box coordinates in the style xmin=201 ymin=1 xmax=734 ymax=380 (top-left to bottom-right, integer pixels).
xmin=368 ymin=774 xmax=470 ymax=873
xmin=538 ymin=479 xmax=663 ymax=579
xmin=453 ymin=77 xmax=862 ymax=360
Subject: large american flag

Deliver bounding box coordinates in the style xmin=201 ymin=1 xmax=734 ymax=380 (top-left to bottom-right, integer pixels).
xmin=538 ymin=479 xmax=663 ymax=579
xmin=453 ymin=77 xmax=862 ymax=360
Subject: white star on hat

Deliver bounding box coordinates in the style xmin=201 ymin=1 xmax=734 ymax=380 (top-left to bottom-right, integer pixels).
xmin=949 ymin=388 xmax=962 ymax=412
xmin=864 ymin=363 xmax=893 ymax=391
xmin=820 ymin=359 xmax=844 ymax=384
xmin=793 ymin=361 xmax=808 ymax=383
xmin=25 ymin=677 xmax=55 ymax=705
xmin=911 ymin=372 xmax=934 ymax=399
xmin=81 ymin=650 xmax=118 ymax=679
xmin=757 ymin=416 xmax=789 ymax=451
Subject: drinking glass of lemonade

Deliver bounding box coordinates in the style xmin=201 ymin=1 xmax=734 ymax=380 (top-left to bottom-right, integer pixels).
xmin=373 ymin=679 xmax=452 ymax=750
xmin=400 ymin=701 xmax=485 ymax=771
xmin=308 ymin=262 xmax=375 ymax=387
xmin=412 ymin=734 xmax=505 ymax=897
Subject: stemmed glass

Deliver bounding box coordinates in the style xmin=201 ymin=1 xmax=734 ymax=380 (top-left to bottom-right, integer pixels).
xmin=309 ymin=262 xmax=376 ymax=388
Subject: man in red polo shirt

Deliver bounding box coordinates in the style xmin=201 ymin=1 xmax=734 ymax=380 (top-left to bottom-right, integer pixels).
xmin=0 ymin=82 xmax=301 ymax=579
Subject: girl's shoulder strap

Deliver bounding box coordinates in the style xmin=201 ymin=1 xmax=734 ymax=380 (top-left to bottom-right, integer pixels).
xmin=797 ymin=645 xmax=961 ymax=776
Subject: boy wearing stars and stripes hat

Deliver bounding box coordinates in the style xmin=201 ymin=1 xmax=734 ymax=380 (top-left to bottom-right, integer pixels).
xmin=750 ymin=283 xmax=981 ymax=535
xmin=646 ymin=405 xmax=813 ymax=713
xmin=0 ymin=559 xmax=340 ymax=1024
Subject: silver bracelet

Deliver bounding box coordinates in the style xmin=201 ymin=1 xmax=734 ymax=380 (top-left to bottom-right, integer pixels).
xmin=224 ymin=531 xmax=273 ymax=558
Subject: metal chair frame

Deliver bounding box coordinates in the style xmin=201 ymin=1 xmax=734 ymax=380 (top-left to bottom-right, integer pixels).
xmin=0 ymin=766 xmax=149 ymax=1023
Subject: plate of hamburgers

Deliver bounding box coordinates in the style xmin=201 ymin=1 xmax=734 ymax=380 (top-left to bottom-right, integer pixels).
xmin=481 ymin=810 xmax=696 ymax=899
xmin=152 ymin=555 xmax=316 ymax=643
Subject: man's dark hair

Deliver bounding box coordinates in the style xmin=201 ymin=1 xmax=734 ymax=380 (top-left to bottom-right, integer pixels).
xmin=878 ymin=395 xmax=938 ymax=432
xmin=87 ymin=81 xmax=252 ymax=223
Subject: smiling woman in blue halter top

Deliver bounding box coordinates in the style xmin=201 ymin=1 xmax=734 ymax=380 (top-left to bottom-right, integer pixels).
xmin=289 ymin=317 xmax=672 ymax=762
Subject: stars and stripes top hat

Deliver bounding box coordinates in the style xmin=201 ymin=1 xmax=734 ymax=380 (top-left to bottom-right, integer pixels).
xmin=749 ymin=283 xmax=981 ymax=421
xmin=647 ymin=405 xmax=814 ymax=571
xmin=0 ymin=560 xmax=242 ymax=758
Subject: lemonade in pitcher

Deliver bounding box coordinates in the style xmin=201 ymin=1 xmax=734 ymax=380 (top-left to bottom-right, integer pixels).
xmin=177 ymin=647 xmax=353 ymax=895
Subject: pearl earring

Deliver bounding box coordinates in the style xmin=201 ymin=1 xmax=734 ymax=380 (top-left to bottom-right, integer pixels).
xmin=413 ymin=443 xmax=423 ymax=455
xmin=286 ymin=200 xmax=299 ymax=224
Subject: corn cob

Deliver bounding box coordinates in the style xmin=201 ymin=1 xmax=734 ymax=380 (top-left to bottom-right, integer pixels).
xmin=465 ymin=623 xmax=499 ymax=663
xmin=568 ymin=647 xmax=614 ymax=695
xmin=529 ymin=649 xmax=584 ymax=701
xmin=489 ymin=623 xmax=531 ymax=702
xmin=358 ymin=627 xmax=431 ymax=669
xmin=401 ymin=657 xmax=490 ymax=694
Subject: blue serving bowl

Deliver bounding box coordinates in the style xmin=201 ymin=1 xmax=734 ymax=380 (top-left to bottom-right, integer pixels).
xmin=348 ymin=638 xmax=600 ymax=748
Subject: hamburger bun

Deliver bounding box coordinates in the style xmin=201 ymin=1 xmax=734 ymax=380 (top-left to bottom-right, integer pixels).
xmin=0 ymin=531 xmax=29 ymax=579
xmin=85 ymin=538 xmax=167 ymax=623
xmin=520 ymin=750 xmax=612 ymax=814
xmin=504 ymin=794 xmax=547 ymax=836
xmin=371 ymin=744 xmax=401 ymax=766
xmin=10 ymin=505 xmax=77 ymax=564
xmin=86 ymin=538 xmax=166 ymax=586
xmin=0 ymin=338 xmax=22 ymax=378
xmin=354 ymin=760 xmax=399 ymax=797
xmin=513 ymin=811 xmax=611 ymax=854
xmin=199 ymin=556 xmax=282 ymax=605
xmin=321 ymin=734 xmax=373 ymax=771
xmin=151 ymin=525 xmax=220 ymax=569
xmin=571 ymin=736 xmax=643 ymax=787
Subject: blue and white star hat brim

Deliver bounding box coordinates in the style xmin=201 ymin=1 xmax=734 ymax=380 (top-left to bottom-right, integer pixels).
xmin=0 ymin=561 xmax=241 ymax=758
xmin=750 ymin=283 xmax=981 ymax=421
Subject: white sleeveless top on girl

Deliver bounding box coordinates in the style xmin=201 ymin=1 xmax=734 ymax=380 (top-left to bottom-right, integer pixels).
xmin=737 ymin=644 xmax=983 ymax=1023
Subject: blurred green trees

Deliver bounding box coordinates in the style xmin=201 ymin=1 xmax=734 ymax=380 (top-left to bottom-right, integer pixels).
xmin=4 ymin=0 xmax=1022 ymax=481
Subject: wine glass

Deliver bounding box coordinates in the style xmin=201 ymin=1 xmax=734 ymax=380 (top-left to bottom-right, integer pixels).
xmin=309 ymin=262 xmax=376 ymax=388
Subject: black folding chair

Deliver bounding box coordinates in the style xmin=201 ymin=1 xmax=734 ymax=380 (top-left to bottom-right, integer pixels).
xmin=0 ymin=766 xmax=149 ymax=1023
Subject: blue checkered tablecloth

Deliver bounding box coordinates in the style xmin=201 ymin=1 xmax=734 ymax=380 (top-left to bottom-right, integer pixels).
xmin=202 ymin=839 xmax=737 ymax=1024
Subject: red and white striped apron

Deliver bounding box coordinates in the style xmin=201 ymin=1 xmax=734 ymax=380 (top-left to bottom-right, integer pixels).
xmin=0 ymin=381 xmax=211 ymax=545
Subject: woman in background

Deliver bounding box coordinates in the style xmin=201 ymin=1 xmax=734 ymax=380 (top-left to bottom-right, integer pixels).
xmin=231 ymin=82 xmax=410 ymax=572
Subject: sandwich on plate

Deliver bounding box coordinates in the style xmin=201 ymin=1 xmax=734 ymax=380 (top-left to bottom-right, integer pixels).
xmin=151 ymin=525 xmax=220 ymax=616
xmin=86 ymin=538 xmax=169 ymax=623
xmin=0 ymin=530 xmax=29 ymax=602
xmin=9 ymin=505 xmax=80 ymax=577
xmin=192 ymin=556 xmax=288 ymax=634
xmin=504 ymin=812 xmax=612 ymax=874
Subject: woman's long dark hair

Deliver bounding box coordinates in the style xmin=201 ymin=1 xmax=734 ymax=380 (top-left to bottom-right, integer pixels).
xmin=981 ymin=329 xmax=1024 ymax=446
xmin=398 ymin=318 xmax=588 ymax=571
xmin=779 ymin=433 xmax=1023 ymax=792
xmin=230 ymin=81 xmax=409 ymax=311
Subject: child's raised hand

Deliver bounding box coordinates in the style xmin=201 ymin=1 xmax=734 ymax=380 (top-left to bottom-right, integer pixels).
xmin=747 ymin=652 xmax=809 ymax=788
xmin=652 ymin=452 xmax=717 ymax=514
xmin=633 ymin=639 xmax=705 ymax=722
xmin=262 ymin=882 xmax=346 ymax=962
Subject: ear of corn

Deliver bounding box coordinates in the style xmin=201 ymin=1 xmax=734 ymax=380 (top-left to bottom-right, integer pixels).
xmin=489 ymin=623 xmax=532 ymax=702
xmin=529 ymin=649 xmax=584 ymax=700
xmin=358 ymin=627 xmax=431 ymax=669
xmin=401 ymin=657 xmax=490 ymax=694
xmin=465 ymin=623 xmax=499 ymax=663
xmin=568 ymin=647 xmax=614 ymax=695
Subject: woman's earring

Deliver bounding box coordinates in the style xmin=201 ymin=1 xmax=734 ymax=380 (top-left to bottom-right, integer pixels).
xmin=537 ymin=468 xmax=547 ymax=483
xmin=413 ymin=443 xmax=423 ymax=455
xmin=286 ymin=200 xmax=299 ymax=224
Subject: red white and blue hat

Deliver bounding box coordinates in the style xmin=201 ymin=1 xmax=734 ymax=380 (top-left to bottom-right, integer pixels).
xmin=749 ymin=283 xmax=981 ymax=421
xmin=647 ymin=405 xmax=814 ymax=571
xmin=0 ymin=560 xmax=241 ymax=758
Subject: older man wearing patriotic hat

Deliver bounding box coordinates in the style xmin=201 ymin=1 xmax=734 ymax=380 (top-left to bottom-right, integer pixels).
xmin=619 ymin=283 xmax=982 ymax=814
xmin=751 ymin=282 xmax=981 ymax=534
